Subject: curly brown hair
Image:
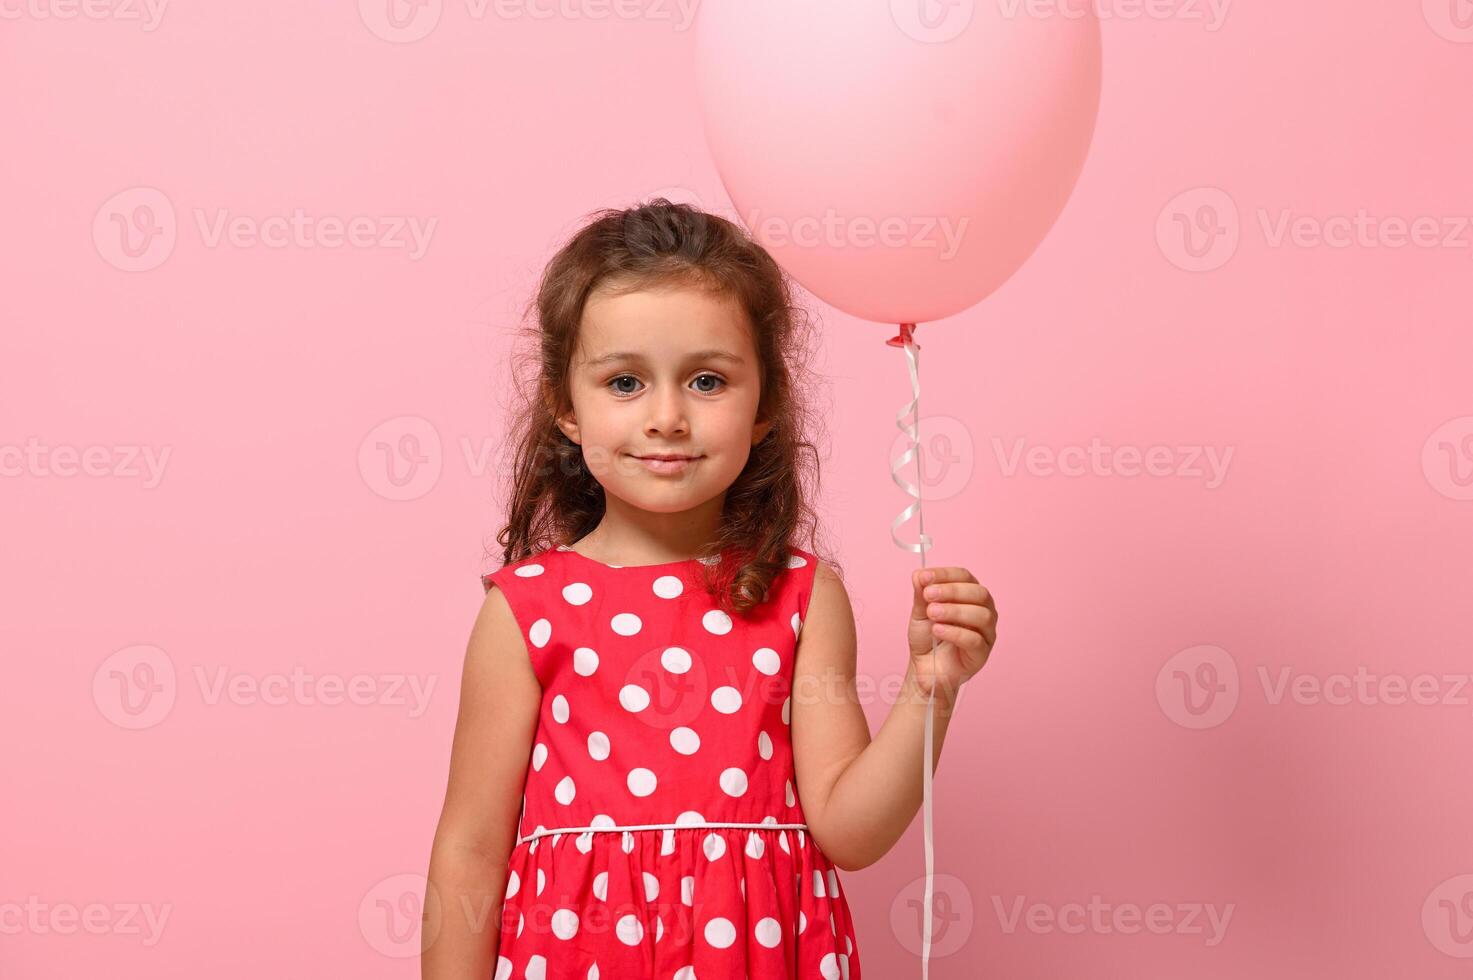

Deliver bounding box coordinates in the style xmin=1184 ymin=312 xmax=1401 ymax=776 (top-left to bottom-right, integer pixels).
xmin=487 ymin=198 xmax=842 ymax=616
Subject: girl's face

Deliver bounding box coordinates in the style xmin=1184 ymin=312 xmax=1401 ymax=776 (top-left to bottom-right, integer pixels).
xmin=556 ymin=284 xmax=772 ymax=516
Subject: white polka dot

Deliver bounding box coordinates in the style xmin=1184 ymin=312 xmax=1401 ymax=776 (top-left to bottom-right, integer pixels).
xmin=627 ymin=768 xmax=658 ymax=796
xmin=704 ymin=916 xmax=736 ymax=948
xmin=619 ymin=685 xmax=651 ymax=712
xmin=591 ymin=814 xmax=614 ymax=829
xmin=813 ymin=869 xmax=827 ymax=897
xmin=702 ymin=833 xmax=726 ymax=860
xmin=529 ymin=618 xmax=551 ymax=647
xmin=661 ymin=647 xmax=692 ymax=674
xmin=828 ymin=869 xmax=840 ymax=896
xmin=755 ymin=916 xmax=783 ymax=947
xmin=792 ymin=611 xmax=802 ymax=638
xmin=574 ymin=647 xmax=600 ymax=676
xmin=576 ymin=831 xmax=594 ymax=853
xmin=681 ymin=875 xmax=694 ymax=905
xmin=702 ymin=609 xmax=733 ymax=635
xmin=552 ymin=908 xmax=579 ymax=940
xmin=588 ymin=731 xmax=610 ymax=760
xmin=589 ymin=964 xmax=601 ymax=980
xmin=752 ymin=647 xmax=780 ymax=675
xmin=786 ymin=779 xmax=796 ymax=806
xmin=787 ymin=554 xmax=808 ymax=569
xmin=798 ymin=910 xmax=807 ymax=934
xmin=611 ymin=612 xmax=642 ymax=636
xmin=745 ymin=832 xmax=765 ymax=859
xmin=779 ymin=831 xmax=791 ymax=855
xmin=643 ymin=872 xmax=659 ymax=901
xmin=719 ymin=767 xmax=748 ymax=797
xmin=670 ymin=727 xmax=700 ymax=755
xmin=653 ymin=575 xmax=684 ymax=599
xmin=552 ymin=694 xmax=570 ymax=724
xmin=662 ymin=828 xmax=675 ymax=854
xmin=656 ymin=914 xmax=665 ymax=942
xmin=555 ymin=775 xmax=576 ymax=804
xmin=616 ymin=914 xmax=644 ymax=945
xmin=495 ymin=955 xmax=512 ymax=980
xmin=711 ymin=686 xmax=742 ymax=713
xmin=676 ymin=810 xmax=705 ymax=826
xmin=562 ymin=582 xmax=593 ymax=605
xmin=593 ymin=871 xmax=608 ymax=901
xmin=526 ymin=955 xmax=547 ymax=980
xmin=758 ymin=731 xmax=773 ymax=759
xmin=514 ymin=563 xmax=545 ymax=577
xmin=622 ymin=831 xmax=635 ymax=853
xmin=505 ymin=870 xmax=520 ymax=897
xmin=674 ymin=967 xmax=695 ymax=980
xmin=531 ymin=743 xmax=548 ymax=771
xmin=819 ymin=952 xmax=840 ymax=979
xmin=536 ymin=868 xmax=546 ymax=895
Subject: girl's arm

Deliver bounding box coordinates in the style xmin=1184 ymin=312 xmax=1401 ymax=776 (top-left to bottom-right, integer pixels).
xmin=791 ymin=562 xmax=995 ymax=872
xmin=423 ymin=586 xmax=541 ymax=980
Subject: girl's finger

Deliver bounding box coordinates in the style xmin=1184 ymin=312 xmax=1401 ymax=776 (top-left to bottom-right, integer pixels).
xmin=921 ymin=580 xmax=994 ymax=612
xmin=923 ymin=601 xmax=994 ymax=634
xmin=931 ymin=621 xmax=983 ymax=648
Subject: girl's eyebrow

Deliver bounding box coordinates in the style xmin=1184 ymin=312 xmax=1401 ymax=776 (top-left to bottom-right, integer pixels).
xmin=584 ymin=349 xmax=745 ymax=368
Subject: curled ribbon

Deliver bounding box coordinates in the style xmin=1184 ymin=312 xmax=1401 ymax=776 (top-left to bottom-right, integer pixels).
xmin=885 ymin=322 xmax=937 ymax=979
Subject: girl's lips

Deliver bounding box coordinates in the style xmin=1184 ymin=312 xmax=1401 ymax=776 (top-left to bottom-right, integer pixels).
xmin=632 ymin=455 xmax=702 ymax=475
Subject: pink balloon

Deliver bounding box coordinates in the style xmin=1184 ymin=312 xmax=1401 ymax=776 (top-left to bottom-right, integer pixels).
xmin=696 ymin=0 xmax=1102 ymax=326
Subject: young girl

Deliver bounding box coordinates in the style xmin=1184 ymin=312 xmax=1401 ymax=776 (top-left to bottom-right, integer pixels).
xmin=424 ymin=201 xmax=998 ymax=980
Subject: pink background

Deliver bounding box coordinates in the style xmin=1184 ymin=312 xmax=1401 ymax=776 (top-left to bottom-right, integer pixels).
xmin=4 ymin=2 xmax=1472 ymax=977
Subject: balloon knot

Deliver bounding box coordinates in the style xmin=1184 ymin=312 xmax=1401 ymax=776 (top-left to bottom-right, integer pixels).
xmin=885 ymin=322 xmax=920 ymax=349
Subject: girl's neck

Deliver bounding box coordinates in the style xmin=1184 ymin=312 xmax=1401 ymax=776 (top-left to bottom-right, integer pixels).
xmin=572 ymin=514 xmax=722 ymax=567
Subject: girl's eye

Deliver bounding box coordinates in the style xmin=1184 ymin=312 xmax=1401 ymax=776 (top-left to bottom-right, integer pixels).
xmin=606 ymin=374 xmax=728 ymax=397
xmin=609 ymin=375 xmax=641 ymax=396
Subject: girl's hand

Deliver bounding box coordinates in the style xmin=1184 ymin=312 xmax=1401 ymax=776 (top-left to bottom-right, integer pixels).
xmin=907 ymin=566 xmax=997 ymax=703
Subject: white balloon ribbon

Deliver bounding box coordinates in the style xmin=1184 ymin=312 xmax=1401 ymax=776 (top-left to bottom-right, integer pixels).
xmin=886 ymin=322 xmax=938 ymax=979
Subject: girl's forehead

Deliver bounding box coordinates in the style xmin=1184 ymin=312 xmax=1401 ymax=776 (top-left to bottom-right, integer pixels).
xmin=578 ymin=288 xmax=754 ymax=363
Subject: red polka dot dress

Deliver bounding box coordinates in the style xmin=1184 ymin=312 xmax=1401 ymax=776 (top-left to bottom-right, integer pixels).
xmin=481 ymin=543 xmax=862 ymax=980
